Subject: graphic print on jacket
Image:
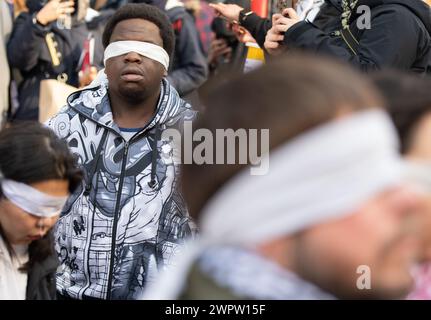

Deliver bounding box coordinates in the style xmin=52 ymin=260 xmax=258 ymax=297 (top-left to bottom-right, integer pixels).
xmin=47 ymin=79 xmax=196 ymax=299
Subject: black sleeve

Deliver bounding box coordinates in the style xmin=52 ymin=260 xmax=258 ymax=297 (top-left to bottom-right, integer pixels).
xmin=240 ymin=12 xmax=272 ymax=49
xmin=7 ymin=12 xmax=51 ymax=72
xmin=167 ymin=14 xmax=208 ymax=96
xmin=283 ymin=7 xmax=420 ymax=72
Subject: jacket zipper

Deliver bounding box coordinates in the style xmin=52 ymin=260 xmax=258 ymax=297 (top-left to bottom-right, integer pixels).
xmin=105 ymin=140 xmax=129 ymax=300
xmin=68 ymin=104 xmax=161 ymax=299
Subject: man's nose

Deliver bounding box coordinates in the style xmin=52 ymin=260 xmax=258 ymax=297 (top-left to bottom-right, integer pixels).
xmin=124 ymin=51 xmax=143 ymax=63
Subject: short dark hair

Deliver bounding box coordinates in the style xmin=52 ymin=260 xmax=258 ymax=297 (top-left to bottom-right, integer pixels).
xmin=371 ymin=70 xmax=431 ymax=154
xmin=102 ymin=3 xmax=175 ymax=58
xmin=0 ymin=122 xmax=82 ymax=271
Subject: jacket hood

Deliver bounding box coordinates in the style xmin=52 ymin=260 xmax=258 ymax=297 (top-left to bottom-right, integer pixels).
xmin=325 ymin=0 xmax=431 ymax=33
xmin=364 ymin=0 xmax=430 ymax=33
xmin=66 ymin=78 xmax=194 ymax=133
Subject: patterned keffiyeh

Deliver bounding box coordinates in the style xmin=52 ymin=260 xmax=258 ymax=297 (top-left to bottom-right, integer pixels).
xmin=197 ymin=246 xmax=336 ymax=300
xmin=341 ymin=0 xmax=359 ymax=29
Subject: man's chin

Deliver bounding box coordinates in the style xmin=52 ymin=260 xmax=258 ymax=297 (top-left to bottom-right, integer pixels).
xmin=119 ymin=86 xmax=147 ymax=102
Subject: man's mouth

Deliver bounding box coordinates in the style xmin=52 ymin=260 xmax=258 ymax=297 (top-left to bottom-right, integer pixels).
xmin=121 ymin=68 xmax=144 ymax=82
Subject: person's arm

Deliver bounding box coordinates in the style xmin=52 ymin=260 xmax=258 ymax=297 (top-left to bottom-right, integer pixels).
xmin=7 ymin=0 xmax=75 ymax=72
xmin=167 ymin=14 xmax=208 ymax=96
xmin=209 ymin=3 xmax=271 ymax=48
xmin=283 ymin=7 xmax=420 ymax=72
xmin=239 ymin=12 xmax=272 ymax=49
xmin=7 ymin=13 xmax=50 ymax=72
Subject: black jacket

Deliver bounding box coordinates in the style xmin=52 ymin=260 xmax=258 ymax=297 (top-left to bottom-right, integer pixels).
xmin=7 ymin=1 xmax=108 ymax=120
xmin=165 ymin=3 xmax=208 ymax=97
xmin=239 ymin=4 xmax=338 ymax=49
xmin=284 ymin=0 xmax=431 ymax=74
xmin=26 ymin=252 xmax=58 ymax=300
xmin=240 ymin=12 xmax=272 ymax=49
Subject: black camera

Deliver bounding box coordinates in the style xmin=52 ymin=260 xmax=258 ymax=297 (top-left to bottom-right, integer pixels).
xmin=211 ymin=17 xmax=238 ymax=48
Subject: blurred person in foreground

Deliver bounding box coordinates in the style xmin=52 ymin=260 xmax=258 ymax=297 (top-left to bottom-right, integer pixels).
xmin=143 ymin=55 xmax=425 ymax=300
xmin=372 ymin=71 xmax=431 ymax=299
xmin=0 ymin=123 xmax=81 ymax=299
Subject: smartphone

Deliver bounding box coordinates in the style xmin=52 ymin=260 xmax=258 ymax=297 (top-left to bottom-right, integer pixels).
xmin=276 ymin=0 xmax=293 ymax=13
xmin=72 ymin=0 xmax=79 ymax=17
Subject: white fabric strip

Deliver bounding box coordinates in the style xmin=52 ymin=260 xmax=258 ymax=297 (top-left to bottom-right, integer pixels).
xmin=103 ymin=41 xmax=170 ymax=70
xmin=143 ymin=109 xmax=405 ymax=299
xmin=199 ymin=109 xmax=403 ymax=245
xmin=296 ymin=0 xmax=324 ymax=22
xmin=1 ymin=179 xmax=68 ymax=218
xmin=404 ymin=160 xmax=431 ymax=192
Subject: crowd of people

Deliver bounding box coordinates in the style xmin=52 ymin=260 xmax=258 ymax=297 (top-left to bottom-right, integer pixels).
xmin=1 ymin=0 xmax=431 ymax=300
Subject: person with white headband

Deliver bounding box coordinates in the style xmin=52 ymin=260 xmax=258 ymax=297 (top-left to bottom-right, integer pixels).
xmin=0 ymin=123 xmax=82 ymax=300
xmin=143 ymin=56 xmax=425 ymax=300
xmin=46 ymin=3 xmax=197 ymax=300
xmin=371 ymin=71 xmax=431 ymax=300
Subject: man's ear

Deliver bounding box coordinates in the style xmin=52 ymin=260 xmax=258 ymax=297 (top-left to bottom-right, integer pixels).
xmin=163 ymin=69 xmax=168 ymax=77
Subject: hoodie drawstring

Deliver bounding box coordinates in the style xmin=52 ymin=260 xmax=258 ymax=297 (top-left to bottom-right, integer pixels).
xmin=83 ymin=124 xmax=160 ymax=193
xmin=148 ymin=124 xmax=160 ymax=189
xmin=83 ymin=129 xmax=108 ymax=196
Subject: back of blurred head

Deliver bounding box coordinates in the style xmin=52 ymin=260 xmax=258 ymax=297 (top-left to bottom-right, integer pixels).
xmin=180 ymin=55 xmax=423 ymax=299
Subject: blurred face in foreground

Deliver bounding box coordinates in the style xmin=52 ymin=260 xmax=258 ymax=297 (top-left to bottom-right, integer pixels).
xmin=290 ymin=186 xmax=424 ymax=299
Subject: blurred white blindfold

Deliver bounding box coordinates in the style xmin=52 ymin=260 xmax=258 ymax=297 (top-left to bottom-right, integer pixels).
xmin=144 ymin=109 xmax=409 ymax=299
xmin=1 ymin=179 xmax=68 ymax=218
xmin=104 ymin=40 xmax=170 ymax=70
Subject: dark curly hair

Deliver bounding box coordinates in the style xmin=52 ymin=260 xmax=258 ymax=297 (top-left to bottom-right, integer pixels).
xmin=102 ymin=3 xmax=175 ymax=58
xmin=0 ymin=122 xmax=82 ymax=271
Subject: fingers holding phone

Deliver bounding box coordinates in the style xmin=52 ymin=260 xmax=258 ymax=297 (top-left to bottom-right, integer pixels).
xmin=271 ymin=6 xmax=301 ymax=32
xmin=35 ymin=0 xmax=75 ymax=26
xmin=281 ymin=8 xmax=299 ymax=20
